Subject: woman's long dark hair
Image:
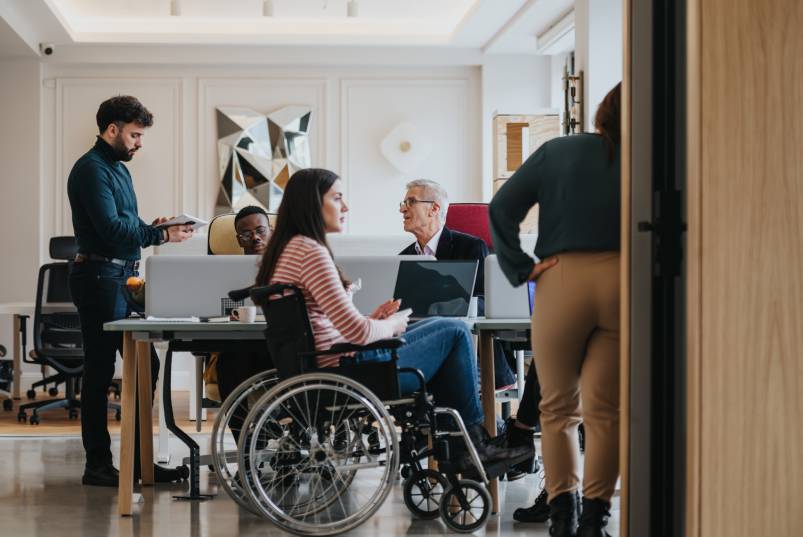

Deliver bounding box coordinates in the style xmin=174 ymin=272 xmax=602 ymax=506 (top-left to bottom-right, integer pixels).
xmin=256 ymin=168 xmax=349 ymax=289
xmin=594 ymin=82 xmax=621 ymax=161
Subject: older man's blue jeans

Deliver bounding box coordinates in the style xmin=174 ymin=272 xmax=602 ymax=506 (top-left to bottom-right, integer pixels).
xmin=354 ymin=317 xmax=483 ymax=427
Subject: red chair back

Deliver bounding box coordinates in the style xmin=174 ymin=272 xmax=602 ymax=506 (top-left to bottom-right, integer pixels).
xmin=445 ymin=203 xmax=493 ymax=251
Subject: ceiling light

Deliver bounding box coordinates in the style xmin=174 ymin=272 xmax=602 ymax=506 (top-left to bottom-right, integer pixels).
xmin=170 ymin=0 xmax=181 ymax=17
xmin=347 ymin=0 xmax=359 ymax=17
xmin=263 ymin=0 xmax=273 ymax=17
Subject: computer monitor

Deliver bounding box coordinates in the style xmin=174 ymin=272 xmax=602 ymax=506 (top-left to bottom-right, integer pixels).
xmin=336 ymin=255 xmax=434 ymax=315
xmin=393 ymin=260 xmax=478 ymax=318
xmin=145 ymin=255 xmax=260 ymax=318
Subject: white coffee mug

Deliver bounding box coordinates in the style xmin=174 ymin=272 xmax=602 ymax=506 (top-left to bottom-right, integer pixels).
xmin=233 ymin=305 xmax=257 ymax=323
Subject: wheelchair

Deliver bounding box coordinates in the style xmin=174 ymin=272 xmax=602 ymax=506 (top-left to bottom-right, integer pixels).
xmin=211 ymin=283 xmax=528 ymax=535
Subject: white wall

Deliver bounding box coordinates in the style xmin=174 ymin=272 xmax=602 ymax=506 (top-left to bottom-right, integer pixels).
xmin=39 ymin=64 xmax=482 ymax=252
xmin=574 ymin=0 xmax=623 ymax=131
xmin=0 ymin=59 xmax=40 ymax=303
xmin=480 ymin=54 xmax=553 ymax=199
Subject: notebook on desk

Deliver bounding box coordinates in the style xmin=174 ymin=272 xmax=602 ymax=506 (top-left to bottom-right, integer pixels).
xmin=392 ymin=260 xmax=478 ymax=320
xmin=145 ymin=255 xmax=260 ymax=318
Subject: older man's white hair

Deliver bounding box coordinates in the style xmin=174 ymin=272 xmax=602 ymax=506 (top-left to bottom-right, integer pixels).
xmin=405 ymin=179 xmax=450 ymax=224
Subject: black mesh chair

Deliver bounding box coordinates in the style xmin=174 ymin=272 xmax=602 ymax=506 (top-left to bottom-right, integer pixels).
xmin=16 ymin=237 xmax=120 ymax=425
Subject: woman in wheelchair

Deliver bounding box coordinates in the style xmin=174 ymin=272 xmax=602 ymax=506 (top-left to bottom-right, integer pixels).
xmin=254 ymin=167 xmax=531 ymax=467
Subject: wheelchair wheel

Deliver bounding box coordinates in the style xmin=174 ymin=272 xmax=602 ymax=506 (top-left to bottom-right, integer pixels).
xmin=210 ymin=369 xmax=279 ymax=515
xmin=240 ymin=373 xmax=399 ymax=536
xmin=403 ymin=468 xmax=447 ymax=520
xmin=438 ymin=480 xmax=491 ymax=533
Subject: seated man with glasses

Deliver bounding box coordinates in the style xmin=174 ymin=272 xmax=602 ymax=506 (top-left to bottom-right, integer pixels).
xmin=234 ymin=205 xmax=270 ymax=256
xmin=215 ymin=206 xmax=273 ymax=432
xmin=399 ymin=179 xmax=488 ymax=312
xmin=399 ymin=179 xmax=528 ymax=478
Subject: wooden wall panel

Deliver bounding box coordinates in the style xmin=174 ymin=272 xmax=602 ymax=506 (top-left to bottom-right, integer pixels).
xmin=688 ymin=1 xmax=803 ymax=535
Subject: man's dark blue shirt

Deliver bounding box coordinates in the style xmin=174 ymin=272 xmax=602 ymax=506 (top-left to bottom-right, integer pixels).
xmin=67 ymin=137 xmax=162 ymax=260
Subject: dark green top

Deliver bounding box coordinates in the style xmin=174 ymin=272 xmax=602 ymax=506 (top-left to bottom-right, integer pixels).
xmin=489 ymin=133 xmax=620 ymax=286
xmin=67 ymin=137 xmax=163 ymax=261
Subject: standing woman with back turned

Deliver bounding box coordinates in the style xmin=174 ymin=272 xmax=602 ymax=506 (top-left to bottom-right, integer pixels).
xmin=489 ymin=83 xmax=621 ymax=537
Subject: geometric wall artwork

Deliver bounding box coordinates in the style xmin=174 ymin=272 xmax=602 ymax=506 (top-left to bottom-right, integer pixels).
xmin=215 ymin=105 xmax=312 ymax=214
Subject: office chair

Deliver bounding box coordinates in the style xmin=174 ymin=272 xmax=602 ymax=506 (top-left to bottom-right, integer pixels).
xmin=207 ymin=213 xmax=243 ymax=255
xmin=0 ymin=344 xmax=12 ymax=411
xmin=16 ymin=237 xmax=120 ymax=425
xmin=445 ymin=202 xmax=494 ymax=251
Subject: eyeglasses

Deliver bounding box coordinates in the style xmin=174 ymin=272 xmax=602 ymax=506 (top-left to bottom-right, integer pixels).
xmin=236 ymin=226 xmax=269 ymax=242
xmin=399 ymin=198 xmax=436 ymax=209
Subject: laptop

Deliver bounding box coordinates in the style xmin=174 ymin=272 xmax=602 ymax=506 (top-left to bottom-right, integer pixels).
xmin=393 ymin=260 xmax=478 ymax=319
xmin=145 ymin=255 xmax=260 ymax=318
xmin=336 ymin=255 xmax=435 ymax=315
xmin=484 ymin=254 xmax=534 ymax=319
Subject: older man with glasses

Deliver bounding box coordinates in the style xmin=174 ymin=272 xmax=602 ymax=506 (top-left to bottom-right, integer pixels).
xmin=398 ymin=179 xmax=489 ymax=308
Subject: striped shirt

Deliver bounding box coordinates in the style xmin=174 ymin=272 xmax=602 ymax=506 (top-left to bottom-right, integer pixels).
xmin=269 ymin=235 xmax=395 ymax=367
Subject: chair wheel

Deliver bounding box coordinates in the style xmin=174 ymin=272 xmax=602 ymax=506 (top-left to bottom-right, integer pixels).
xmin=48 ymin=387 xmax=59 ymax=397
xmin=403 ymin=468 xmax=447 ymax=520
xmin=178 ymin=465 xmax=190 ymax=480
xmin=17 ymin=411 xmax=26 ymax=423
xmin=26 ymin=389 xmax=36 ymax=400
xmin=68 ymin=409 xmax=79 ymax=420
xmin=439 ymin=480 xmax=491 ymax=533
xmin=2 ymin=399 xmax=12 ymax=411
xmin=29 ymin=415 xmax=40 ymax=425
xmin=400 ymin=464 xmax=412 ymax=481
xmin=115 ymin=409 xmax=121 ymax=421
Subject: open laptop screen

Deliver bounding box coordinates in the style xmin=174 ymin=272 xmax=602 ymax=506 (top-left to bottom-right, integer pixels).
xmin=393 ymin=260 xmax=478 ymax=318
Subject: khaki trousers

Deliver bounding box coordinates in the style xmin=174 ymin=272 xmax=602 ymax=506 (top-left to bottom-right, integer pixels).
xmin=532 ymin=251 xmax=620 ymax=502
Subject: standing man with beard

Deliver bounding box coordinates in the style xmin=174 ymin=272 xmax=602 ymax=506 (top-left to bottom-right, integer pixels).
xmin=68 ymin=95 xmax=194 ymax=486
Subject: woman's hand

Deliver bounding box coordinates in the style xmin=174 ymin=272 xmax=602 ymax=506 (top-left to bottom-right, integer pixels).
xmin=528 ymin=257 xmax=559 ymax=281
xmin=370 ymin=299 xmax=401 ymax=320
xmin=388 ymin=310 xmax=410 ymax=336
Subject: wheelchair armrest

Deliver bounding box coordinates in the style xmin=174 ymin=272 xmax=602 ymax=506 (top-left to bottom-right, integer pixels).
xmin=301 ymin=337 xmax=406 ymax=357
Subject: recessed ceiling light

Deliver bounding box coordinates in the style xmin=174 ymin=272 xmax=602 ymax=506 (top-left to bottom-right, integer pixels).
xmin=347 ymin=0 xmax=359 ymax=18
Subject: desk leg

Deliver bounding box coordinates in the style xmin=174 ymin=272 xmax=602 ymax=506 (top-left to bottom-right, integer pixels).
xmin=12 ymin=315 xmax=21 ymax=400
xmin=136 ymin=341 xmax=154 ymax=486
xmin=479 ymin=331 xmax=499 ymax=514
xmin=119 ymin=332 xmax=138 ymax=516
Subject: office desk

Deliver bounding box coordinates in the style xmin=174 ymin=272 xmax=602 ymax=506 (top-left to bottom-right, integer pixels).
xmin=471 ymin=318 xmax=531 ymax=514
xmin=104 ymin=319 xmax=265 ymax=516
xmin=106 ymin=317 xmax=531 ymax=517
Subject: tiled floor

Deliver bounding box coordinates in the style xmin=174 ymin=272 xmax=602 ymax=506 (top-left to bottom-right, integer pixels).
xmin=0 ymin=434 xmax=619 ymax=536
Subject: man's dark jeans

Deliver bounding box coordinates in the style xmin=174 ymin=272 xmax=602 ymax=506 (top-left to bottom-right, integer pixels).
xmin=69 ymin=260 xmax=158 ymax=469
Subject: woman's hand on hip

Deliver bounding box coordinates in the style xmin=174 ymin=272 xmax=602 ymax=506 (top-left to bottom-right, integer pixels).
xmin=528 ymin=257 xmax=559 ymax=281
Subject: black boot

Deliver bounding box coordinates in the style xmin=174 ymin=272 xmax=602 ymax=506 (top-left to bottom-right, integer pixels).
xmin=513 ymin=487 xmax=550 ymax=522
xmin=548 ymin=491 xmax=579 ymax=537
xmin=466 ymin=423 xmax=532 ymax=464
xmin=577 ymin=497 xmax=612 ymax=537
xmin=495 ymin=417 xmax=539 ymax=481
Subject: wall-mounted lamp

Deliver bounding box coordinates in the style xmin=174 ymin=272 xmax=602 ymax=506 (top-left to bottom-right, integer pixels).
xmin=170 ymin=0 xmax=181 ymax=17
xmin=347 ymin=0 xmax=359 ymax=17
xmin=263 ymin=0 xmax=274 ymax=17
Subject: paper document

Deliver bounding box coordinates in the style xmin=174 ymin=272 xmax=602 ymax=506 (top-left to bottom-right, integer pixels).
xmin=154 ymin=213 xmax=208 ymax=231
